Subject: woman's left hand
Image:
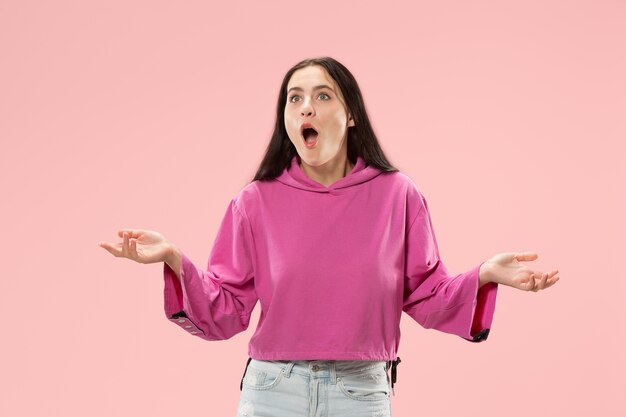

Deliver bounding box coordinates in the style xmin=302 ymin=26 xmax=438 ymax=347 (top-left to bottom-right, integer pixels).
xmin=482 ymin=252 xmax=560 ymax=292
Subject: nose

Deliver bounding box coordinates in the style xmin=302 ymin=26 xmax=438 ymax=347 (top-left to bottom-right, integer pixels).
xmin=300 ymin=98 xmax=315 ymax=117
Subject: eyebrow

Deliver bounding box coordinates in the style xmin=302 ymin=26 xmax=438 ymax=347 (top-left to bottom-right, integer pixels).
xmin=287 ymin=84 xmax=335 ymax=94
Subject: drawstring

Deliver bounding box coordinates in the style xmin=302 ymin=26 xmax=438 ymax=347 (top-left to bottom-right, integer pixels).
xmin=385 ymin=356 xmax=401 ymax=396
xmin=240 ymin=357 xmax=252 ymax=391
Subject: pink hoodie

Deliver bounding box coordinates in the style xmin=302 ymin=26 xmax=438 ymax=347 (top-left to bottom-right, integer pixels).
xmin=163 ymin=155 xmax=498 ymax=361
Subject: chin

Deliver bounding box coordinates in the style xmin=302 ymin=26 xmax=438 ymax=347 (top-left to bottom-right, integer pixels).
xmin=298 ymin=145 xmax=342 ymax=165
xmin=298 ymin=155 xmax=320 ymax=166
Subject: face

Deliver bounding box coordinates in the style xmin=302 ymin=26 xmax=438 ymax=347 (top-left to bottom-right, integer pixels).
xmin=284 ymin=65 xmax=355 ymax=166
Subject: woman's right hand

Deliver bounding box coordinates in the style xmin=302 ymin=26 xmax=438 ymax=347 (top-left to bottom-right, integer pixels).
xmin=99 ymin=229 xmax=174 ymax=265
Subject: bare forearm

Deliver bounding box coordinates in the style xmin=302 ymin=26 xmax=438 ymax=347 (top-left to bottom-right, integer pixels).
xmin=166 ymin=245 xmax=182 ymax=281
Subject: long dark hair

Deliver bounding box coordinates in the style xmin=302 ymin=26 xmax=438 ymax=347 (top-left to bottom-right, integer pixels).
xmin=251 ymin=56 xmax=398 ymax=182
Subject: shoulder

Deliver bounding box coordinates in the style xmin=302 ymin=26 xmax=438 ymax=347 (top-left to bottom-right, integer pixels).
xmin=381 ymin=171 xmax=431 ymax=227
xmin=379 ymin=170 xmax=426 ymax=202
xmin=229 ymin=180 xmax=263 ymax=221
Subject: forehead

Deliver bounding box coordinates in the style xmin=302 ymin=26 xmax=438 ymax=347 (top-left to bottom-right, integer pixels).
xmin=287 ymin=65 xmax=336 ymax=90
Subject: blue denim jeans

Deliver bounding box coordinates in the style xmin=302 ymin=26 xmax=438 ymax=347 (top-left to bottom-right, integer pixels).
xmin=236 ymin=358 xmax=392 ymax=417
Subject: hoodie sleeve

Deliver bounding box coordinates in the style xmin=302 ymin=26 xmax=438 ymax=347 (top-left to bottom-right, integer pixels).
xmin=163 ymin=197 xmax=258 ymax=341
xmin=402 ymin=192 xmax=498 ymax=342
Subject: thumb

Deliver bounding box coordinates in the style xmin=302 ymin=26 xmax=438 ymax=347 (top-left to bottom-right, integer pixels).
xmin=98 ymin=241 xmax=118 ymax=256
xmin=515 ymin=252 xmax=539 ymax=262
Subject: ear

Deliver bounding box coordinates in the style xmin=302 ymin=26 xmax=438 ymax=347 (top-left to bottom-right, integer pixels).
xmin=348 ymin=114 xmax=355 ymax=127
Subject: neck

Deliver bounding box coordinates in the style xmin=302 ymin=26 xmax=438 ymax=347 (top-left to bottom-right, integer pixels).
xmin=299 ymin=156 xmax=354 ymax=187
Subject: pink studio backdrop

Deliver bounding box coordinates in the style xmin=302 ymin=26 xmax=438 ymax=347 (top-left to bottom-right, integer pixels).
xmin=1 ymin=1 xmax=624 ymax=416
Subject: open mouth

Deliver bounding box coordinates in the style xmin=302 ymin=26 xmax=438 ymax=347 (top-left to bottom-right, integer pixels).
xmin=301 ymin=127 xmax=319 ymax=146
xmin=302 ymin=127 xmax=318 ymax=143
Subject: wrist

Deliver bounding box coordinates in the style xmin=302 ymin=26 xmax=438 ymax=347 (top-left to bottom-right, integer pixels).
xmin=166 ymin=244 xmax=181 ymax=268
xmin=165 ymin=244 xmax=183 ymax=281
xmin=478 ymin=261 xmax=495 ymax=288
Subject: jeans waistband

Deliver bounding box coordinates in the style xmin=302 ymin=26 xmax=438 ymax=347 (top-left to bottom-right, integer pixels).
xmin=239 ymin=356 xmax=402 ymax=395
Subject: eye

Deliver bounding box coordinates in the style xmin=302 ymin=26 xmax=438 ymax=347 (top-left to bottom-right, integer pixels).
xmin=318 ymin=93 xmax=330 ymax=100
xmin=289 ymin=95 xmax=301 ymax=103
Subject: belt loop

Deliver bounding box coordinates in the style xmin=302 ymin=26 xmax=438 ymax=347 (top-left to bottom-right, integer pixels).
xmin=240 ymin=357 xmax=252 ymax=391
xmin=282 ymin=361 xmax=295 ymax=378
xmin=330 ymin=361 xmax=337 ymax=385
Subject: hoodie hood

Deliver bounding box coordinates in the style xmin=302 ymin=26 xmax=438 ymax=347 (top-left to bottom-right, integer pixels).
xmin=275 ymin=155 xmax=384 ymax=195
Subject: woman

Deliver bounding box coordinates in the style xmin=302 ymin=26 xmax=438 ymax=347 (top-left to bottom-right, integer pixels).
xmin=99 ymin=57 xmax=560 ymax=417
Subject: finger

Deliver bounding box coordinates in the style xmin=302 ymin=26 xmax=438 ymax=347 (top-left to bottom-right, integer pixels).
xmin=531 ymin=274 xmax=539 ymax=291
xmin=99 ymin=241 xmax=122 ymax=257
xmin=537 ymin=272 xmax=548 ymax=290
xmin=532 ymin=273 xmax=542 ymax=291
xmin=122 ymin=232 xmax=130 ymax=258
xmin=524 ymin=273 xmax=536 ymax=291
xmin=546 ymin=270 xmax=560 ymax=286
xmin=515 ymin=252 xmax=539 ymax=262
xmin=119 ymin=229 xmax=135 ymax=238
xmin=130 ymin=238 xmax=138 ymax=260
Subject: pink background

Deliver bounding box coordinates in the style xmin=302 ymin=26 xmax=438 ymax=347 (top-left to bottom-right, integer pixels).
xmin=1 ymin=1 xmax=624 ymax=416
